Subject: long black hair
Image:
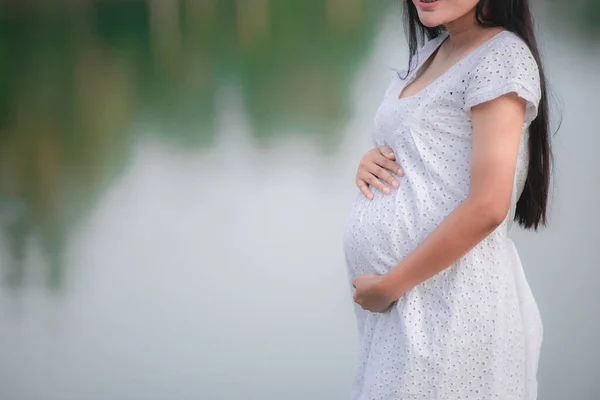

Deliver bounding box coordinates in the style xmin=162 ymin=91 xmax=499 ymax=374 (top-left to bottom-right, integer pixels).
xmin=403 ymin=0 xmax=553 ymax=230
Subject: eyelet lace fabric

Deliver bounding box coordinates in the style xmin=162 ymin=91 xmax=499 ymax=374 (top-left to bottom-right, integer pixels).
xmin=342 ymin=31 xmax=543 ymax=400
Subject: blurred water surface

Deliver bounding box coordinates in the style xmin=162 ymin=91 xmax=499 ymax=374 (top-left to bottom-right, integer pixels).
xmin=0 ymin=1 xmax=599 ymax=400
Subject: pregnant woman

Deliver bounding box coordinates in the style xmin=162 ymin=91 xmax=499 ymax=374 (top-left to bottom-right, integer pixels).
xmin=343 ymin=0 xmax=552 ymax=399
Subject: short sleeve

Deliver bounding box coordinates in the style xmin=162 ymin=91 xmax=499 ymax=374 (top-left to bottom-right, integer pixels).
xmin=463 ymin=34 xmax=542 ymax=126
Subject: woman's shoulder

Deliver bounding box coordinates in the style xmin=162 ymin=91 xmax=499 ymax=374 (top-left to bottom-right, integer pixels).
xmin=471 ymin=31 xmax=539 ymax=75
xmin=464 ymin=31 xmax=541 ymax=93
xmin=462 ymin=31 xmax=542 ymax=120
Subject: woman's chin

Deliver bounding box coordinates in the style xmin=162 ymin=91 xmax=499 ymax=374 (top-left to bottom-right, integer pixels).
xmin=417 ymin=14 xmax=444 ymax=28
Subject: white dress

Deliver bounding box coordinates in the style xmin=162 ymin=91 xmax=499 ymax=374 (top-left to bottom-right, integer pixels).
xmin=343 ymin=30 xmax=544 ymax=400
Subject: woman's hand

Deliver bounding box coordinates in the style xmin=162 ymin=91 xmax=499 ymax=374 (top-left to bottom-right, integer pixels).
xmin=356 ymin=146 xmax=404 ymax=200
xmin=352 ymin=274 xmax=398 ymax=313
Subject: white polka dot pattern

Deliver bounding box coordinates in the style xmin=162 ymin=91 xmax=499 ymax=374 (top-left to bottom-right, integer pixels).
xmin=342 ymin=31 xmax=543 ymax=400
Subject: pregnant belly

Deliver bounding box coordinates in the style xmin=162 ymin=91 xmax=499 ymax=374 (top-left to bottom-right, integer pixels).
xmin=343 ymin=187 xmax=418 ymax=279
xmin=343 ymin=177 xmax=461 ymax=280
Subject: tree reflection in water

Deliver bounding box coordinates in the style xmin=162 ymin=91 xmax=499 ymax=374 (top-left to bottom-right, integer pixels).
xmin=0 ymin=0 xmax=388 ymax=288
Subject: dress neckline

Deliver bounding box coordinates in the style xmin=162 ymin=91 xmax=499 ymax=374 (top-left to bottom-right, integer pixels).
xmin=397 ymin=30 xmax=509 ymax=102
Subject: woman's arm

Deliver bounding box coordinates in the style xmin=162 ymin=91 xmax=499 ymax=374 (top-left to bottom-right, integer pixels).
xmin=381 ymin=92 xmax=526 ymax=298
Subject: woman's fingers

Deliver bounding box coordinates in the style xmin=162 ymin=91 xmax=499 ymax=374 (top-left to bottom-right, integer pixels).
xmin=356 ymin=147 xmax=405 ymax=199
xmin=365 ymin=174 xmax=391 ymax=194
xmin=357 ymin=170 xmax=389 ymax=196
xmin=375 ymin=148 xmax=403 ymax=176
xmin=356 ymin=179 xmax=374 ymax=200
xmin=368 ymin=154 xmax=403 ymax=188
xmin=377 ymin=146 xmax=396 ymax=160
xmin=378 ymin=155 xmax=405 ymax=177
xmin=371 ymin=164 xmax=399 ymax=189
xmin=357 ymin=167 xmax=399 ymax=198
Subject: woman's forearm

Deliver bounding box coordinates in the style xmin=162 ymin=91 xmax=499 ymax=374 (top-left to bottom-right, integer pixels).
xmin=381 ymin=197 xmax=507 ymax=299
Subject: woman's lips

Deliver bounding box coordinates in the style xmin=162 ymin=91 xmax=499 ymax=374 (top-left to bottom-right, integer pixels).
xmin=418 ymin=0 xmax=440 ymax=10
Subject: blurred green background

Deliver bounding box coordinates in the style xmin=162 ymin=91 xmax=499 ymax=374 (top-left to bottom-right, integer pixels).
xmin=0 ymin=1 xmax=598 ymax=400
xmin=0 ymin=0 xmax=387 ymax=288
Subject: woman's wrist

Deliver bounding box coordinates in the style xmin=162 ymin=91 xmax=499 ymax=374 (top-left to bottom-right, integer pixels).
xmin=381 ymin=266 xmax=414 ymax=301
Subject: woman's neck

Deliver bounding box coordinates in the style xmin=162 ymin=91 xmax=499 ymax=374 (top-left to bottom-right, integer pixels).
xmin=444 ymin=9 xmax=501 ymax=52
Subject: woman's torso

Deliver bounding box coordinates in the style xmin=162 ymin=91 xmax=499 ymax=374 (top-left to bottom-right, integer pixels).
xmin=343 ymin=31 xmax=532 ymax=279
